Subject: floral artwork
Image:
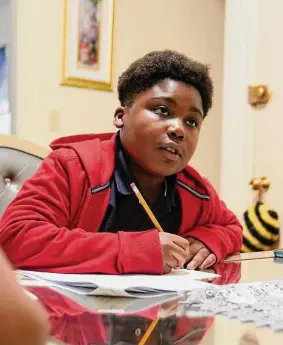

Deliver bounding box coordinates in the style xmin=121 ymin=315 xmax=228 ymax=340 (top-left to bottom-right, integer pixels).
xmin=78 ymin=0 xmax=101 ymax=68
xmin=62 ymin=0 xmax=114 ymax=91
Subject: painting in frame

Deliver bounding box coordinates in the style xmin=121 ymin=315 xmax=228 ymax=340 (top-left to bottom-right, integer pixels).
xmin=62 ymin=0 xmax=114 ymax=91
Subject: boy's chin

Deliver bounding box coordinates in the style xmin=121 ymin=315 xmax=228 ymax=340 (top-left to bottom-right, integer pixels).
xmin=145 ymin=165 xmax=185 ymax=177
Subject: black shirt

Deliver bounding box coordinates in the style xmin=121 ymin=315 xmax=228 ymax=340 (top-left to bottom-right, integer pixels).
xmin=99 ymin=135 xmax=181 ymax=234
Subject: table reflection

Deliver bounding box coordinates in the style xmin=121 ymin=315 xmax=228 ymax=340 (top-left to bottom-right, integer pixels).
xmin=26 ymin=261 xmax=241 ymax=345
xmin=28 ymin=286 xmax=214 ymax=345
xmin=210 ymin=261 xmax=241 ymax=285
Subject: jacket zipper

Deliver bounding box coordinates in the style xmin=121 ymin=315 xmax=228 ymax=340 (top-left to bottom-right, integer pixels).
xmin=177 ymin=180 xmax=210 ymax=200
xmin=77 ymin=188 xmax=91 ymax=228
xmin=91 ymin=181 xmax=111 ymax=194
xmin=77 ymin=182 xmax=111 ymax=227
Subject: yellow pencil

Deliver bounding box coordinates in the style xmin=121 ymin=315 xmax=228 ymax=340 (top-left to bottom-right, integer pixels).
xmin=130 ymin=183 xmax=164 ymax=232
xmin=138 ymin=318 xmax=159 ymax=345
xmin=130 ymin=185 xmax=163 ymax=345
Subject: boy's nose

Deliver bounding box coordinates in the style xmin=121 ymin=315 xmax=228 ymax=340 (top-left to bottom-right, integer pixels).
xmin=167 ymin=120 xmax=185 ymax=141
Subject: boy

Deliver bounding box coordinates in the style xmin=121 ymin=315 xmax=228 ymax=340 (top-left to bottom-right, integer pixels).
xmin=0 ymin=249 xmax=48 ymax=345
xmin=0 ymin=50 xmax=242 ymax=274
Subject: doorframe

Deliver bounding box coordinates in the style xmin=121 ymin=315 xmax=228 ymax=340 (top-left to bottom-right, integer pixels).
xmin=219 ymin=0 xmax=260 ymax=220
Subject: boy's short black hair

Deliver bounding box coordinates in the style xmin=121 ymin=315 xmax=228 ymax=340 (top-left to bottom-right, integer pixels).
xmin=117 ymin=50 xmax=213 ymax=117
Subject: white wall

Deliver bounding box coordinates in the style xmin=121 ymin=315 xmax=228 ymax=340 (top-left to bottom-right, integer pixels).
xmin=220 ymin=0 xmax=259 ymax=218
xmin=12 ymin=0 xmax=225 ymax=190
xmin=253 ymin=0 xmax=283 ymax=245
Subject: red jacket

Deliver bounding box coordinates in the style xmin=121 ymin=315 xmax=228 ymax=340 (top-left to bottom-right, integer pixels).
xmin=0 ymin=133 xmax=242 ymax=274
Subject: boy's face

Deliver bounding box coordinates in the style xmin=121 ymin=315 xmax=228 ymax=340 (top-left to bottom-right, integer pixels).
xmin=114 ymin=79 xmax=204 ymax=177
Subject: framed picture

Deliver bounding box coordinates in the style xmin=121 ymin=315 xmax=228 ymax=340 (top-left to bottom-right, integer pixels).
xmin=0 ymin=46 xmax=11 ymax=134
xmin=62 ymin=0 xmax=114 ymax=91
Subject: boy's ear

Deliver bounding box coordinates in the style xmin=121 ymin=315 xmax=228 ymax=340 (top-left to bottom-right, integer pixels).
xmin=113 ymin=107 xmax=126 ymax=128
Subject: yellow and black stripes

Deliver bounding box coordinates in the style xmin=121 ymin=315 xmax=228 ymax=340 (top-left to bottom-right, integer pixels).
xmin=241 ymin=202 xmax=280 ymax=253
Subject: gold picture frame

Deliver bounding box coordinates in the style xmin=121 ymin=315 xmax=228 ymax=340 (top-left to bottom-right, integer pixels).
xmin=61 ymin=0 xmax=114 ymax=91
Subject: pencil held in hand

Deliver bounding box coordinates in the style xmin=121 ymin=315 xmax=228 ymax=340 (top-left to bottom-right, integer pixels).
xmin=130 ymin=183 xmax=164 ymax=232
xmin=130 ymin=182 xmax=189 ymax=272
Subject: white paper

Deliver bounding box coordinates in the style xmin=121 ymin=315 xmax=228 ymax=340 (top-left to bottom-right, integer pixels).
xmin=17 ymin=269 xmax=217 ymax=298
xmin=51 ymin=287 xmax=180 ymax=314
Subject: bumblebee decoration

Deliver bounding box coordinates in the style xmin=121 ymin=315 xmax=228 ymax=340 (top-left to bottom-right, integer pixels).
xmin=241 ymin=177 xmax=280 ymax=253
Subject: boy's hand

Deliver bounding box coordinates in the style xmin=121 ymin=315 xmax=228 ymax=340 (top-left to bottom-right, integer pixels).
xmin=159 ymin=233 xmax=190 ymax=273
xmin=186 ymin=238 xmax=216 ymax=270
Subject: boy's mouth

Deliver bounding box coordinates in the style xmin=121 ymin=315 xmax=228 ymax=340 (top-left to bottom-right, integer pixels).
xmin=159 ymin=142 xmax=182 ymax=157
xmin=159 ymin=146 xmax=182 ymax=162
xmin=164 ymin=147 xmax=178 ymax=154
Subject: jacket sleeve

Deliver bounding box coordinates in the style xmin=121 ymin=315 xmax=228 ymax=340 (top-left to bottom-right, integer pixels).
xmin=0 ymin=152 xmax=163 ymax=275
xmin=186 ymin=179 xmax=243 ymax=262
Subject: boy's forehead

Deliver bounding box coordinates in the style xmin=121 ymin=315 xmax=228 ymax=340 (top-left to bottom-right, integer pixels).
xmin=150 ymin=79 xmax=189 ymax=95
xmin=134 ymin=79 xmax=203 ymax=110
xmin=140 ymin=79 xmax=198 ymax=98
xmin=154 ymin=78 xmax=181 ymax=92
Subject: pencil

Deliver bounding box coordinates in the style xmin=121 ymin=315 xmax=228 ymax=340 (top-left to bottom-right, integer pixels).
xmin=138 ymin=318 xmax=159 ymax=345
xmin=130 ymin=183 xmax=184 ymax=270
xmin=130 ymin=183 xmax=164 ymax=232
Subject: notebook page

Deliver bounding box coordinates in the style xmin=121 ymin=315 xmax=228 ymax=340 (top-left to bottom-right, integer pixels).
xmin=18 ymin=270 xmax=212 ymax=294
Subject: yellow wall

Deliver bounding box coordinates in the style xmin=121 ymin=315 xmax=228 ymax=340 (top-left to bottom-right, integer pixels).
xmin=13 ymin=0 xmax=224 ymax=190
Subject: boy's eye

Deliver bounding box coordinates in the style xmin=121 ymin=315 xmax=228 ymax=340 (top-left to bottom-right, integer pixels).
xmin=152 ymin=106 xmax=170 ymax=116
xmin=186 ymin=118 xmax=198 ymax=128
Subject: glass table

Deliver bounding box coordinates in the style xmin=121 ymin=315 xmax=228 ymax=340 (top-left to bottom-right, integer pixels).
xmin=225 ymin=250 xmax=275 ymax=262
xmin=27 ymin=254 xmax=283 ymax=345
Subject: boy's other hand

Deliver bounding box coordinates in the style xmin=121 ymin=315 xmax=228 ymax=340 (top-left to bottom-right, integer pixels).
xmin=159 ymin=233 xmax=190 ymax=273
xmin=186 ymin=238 xmax=216 ymax=270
